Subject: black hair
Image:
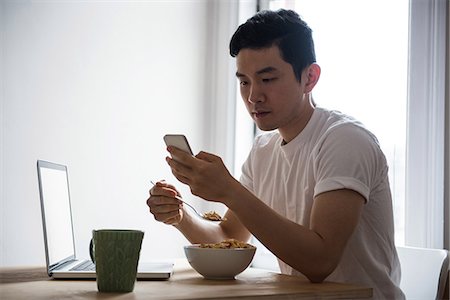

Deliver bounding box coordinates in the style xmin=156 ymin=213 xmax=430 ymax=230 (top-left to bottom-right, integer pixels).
xmin=229 ymin=9 xmax=316 ymax=81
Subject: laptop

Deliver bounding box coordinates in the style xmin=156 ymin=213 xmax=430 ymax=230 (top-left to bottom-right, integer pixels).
xmin=36 ymin=160 xmax=173 ymax=279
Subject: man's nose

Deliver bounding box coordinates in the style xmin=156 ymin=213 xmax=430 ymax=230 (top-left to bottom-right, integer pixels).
xmin=248 ymin=84 xmax=264 ymax=104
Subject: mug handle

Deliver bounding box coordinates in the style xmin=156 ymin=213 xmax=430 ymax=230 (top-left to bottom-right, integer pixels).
xmin=89 ymin=238 xmax=95 ymax=263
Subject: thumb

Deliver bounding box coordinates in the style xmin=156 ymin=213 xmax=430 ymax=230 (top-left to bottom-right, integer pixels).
xmin=195 ymin=151 xmax=219 ymax=162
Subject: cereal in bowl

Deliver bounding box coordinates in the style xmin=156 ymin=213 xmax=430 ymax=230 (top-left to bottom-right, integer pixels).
xmin=199 ymin=238 xmax=255 ymax=249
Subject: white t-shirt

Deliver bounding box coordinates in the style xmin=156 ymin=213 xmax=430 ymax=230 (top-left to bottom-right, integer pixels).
xmin=240 ymin=107 xmax=404 ymax=299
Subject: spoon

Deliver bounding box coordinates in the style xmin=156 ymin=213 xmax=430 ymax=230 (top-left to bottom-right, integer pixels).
xmin=150 ymin=181 xmax=225 ymax=222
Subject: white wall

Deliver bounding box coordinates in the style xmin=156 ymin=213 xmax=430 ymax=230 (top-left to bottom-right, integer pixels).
xmin=0 ymin=0 xmax=224 ymax=267
xmin=446 ymin=3 xmax=450 ymax=250
xmin=0 ymin=0 xmax=4 ymax=267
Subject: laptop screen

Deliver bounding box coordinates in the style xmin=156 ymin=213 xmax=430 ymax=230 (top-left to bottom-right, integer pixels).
xmin=37 ymin=161 xmax=76 ymax=268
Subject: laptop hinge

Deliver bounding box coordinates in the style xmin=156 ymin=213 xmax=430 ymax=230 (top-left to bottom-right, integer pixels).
xmin=49 ymin=257 xmax=76 ymax=274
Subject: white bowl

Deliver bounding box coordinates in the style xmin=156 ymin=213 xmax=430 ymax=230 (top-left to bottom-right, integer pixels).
xmin=184 ymin=244 xmax=256 ymax=280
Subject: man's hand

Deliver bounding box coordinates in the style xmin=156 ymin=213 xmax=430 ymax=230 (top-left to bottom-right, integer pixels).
xmin=166 ymin=147 xmax=239 ymax=205
xmin=146 ymin=181 xmax=184 ymax=225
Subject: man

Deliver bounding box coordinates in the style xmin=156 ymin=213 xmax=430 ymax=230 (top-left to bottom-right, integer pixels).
xmin=147 ymin=9 xmax=404 ymax=299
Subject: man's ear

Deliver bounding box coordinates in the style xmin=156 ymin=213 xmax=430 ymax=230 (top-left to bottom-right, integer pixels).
xmin=303 ymin=63 xmax=321 ymax=93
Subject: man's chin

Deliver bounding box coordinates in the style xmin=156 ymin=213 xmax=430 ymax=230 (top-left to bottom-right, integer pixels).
xmin=255 ymin=123 xmax=277 ymax=132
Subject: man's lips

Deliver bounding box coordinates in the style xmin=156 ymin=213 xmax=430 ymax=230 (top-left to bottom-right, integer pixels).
xmin=252 ymin=111 xmax=270 ymax=119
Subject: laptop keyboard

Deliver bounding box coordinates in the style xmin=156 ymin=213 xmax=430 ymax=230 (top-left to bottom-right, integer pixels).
xmin=70 ymin=260 xmax=96 ymax=271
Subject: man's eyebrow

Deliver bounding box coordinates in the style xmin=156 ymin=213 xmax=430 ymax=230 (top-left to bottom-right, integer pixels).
xmin=256 ymin=66 xmax=277 ymax=75
xmin=236 ymin=66 xmax=278 ymax=78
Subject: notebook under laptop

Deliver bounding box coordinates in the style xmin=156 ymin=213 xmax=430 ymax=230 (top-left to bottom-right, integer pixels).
xmin=37 ymin=160 xmax=173 ymax=279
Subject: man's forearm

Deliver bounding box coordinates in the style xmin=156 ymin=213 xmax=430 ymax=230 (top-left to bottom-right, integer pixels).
xmin=173 ymin=209 xmax=227 ymax=244
xmin=225 ymin=184 xmax=344 ymax=282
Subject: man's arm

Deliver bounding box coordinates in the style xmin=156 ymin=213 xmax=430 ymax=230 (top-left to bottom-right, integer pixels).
xmin=166 ymin=147 xmax=364 ymax=282
xmin=147 ymin=181 xmax=251 ymax=244
xmin=227 ymin=183 xmax=364 ymax=282
xmin=174 ymin=207 xmax=251 ymax=244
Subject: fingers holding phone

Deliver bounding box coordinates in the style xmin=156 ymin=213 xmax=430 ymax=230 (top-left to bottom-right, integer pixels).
xmin=163 ymin=134 xmax=193 ymax=162
xmin=163 ymin=134 xmax=197 ymax=184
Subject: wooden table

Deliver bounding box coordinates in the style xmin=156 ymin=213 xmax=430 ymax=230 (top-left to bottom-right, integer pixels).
xmin=0 ymin=261 xmax=372 ymax=299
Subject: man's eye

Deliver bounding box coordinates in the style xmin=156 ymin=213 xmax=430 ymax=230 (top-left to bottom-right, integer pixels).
xmin=240 ymin=81 xmax=248 ymax=86
xmin=262 ymin=78 xmax=276 ymax=83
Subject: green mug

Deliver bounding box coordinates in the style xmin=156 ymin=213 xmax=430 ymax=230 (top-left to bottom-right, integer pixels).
xmin=89 ymin=229 xmax=144 ymax=293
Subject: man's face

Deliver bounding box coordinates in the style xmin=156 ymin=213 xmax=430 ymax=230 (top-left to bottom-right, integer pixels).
xmin=236 ymin=45 xmax=311 ymax=133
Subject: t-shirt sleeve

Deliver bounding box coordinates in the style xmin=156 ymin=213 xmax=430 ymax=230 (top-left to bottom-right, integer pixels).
xmin=312 ymin=123 xmax=387 ymax=202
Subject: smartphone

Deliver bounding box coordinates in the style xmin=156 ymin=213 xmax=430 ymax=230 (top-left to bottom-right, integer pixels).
xmin=163 ymin=134 xmax=194 ymax=159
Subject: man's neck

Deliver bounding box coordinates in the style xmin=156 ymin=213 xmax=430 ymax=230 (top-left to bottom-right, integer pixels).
xmin=279 ymin=98 xmax=315 ymax=144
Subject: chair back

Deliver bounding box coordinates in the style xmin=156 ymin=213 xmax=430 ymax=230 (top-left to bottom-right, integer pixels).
xmin=397 ymin=246 xmax=449 ymax=300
